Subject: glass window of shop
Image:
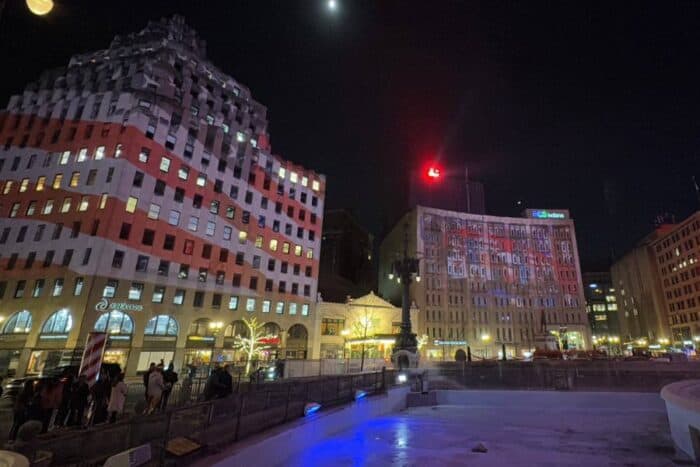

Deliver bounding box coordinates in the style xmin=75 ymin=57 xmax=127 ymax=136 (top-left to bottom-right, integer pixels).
xmin=137 ymin=351 xmax=175 ymax=372
xmin=321 ymin=318 xmax=345 ymax=336
xmin=144 ymin=315 xmax=179 ymax=336
xmin=94 ymin=311 xmax=134 ymax=335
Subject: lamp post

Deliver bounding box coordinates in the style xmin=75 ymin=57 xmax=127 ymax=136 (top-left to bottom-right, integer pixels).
xmin=390 ymin=224 xmax=420 ymax=369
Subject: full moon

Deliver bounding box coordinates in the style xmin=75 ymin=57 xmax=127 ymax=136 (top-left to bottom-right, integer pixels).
xmin=26 ymin=0 xmax=54 ymax=16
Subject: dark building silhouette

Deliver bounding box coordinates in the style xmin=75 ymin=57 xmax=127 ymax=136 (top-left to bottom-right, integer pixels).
xmin=319 ymin=209 xmax=376 ymax=302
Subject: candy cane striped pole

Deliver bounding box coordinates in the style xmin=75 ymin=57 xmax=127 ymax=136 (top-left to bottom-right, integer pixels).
xmin=79 ymin=332 xmax=107 ymax=386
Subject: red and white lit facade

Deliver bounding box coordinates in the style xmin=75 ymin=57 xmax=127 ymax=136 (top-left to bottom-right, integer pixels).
xmin=0 ymin=16 xmax=325 ymax=377
xmin=379 ymin=206 xmax=590 ymax=359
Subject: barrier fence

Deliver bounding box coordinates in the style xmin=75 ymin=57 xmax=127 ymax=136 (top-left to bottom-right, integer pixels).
xmin=27 ymin=369 xmax=395 ymax=466
xmin=428 ymin=360 xmax=700 ymax=392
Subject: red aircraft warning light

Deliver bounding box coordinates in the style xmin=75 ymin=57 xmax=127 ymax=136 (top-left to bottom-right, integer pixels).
xmin=427 ymin=166 xmax=441 ymax=179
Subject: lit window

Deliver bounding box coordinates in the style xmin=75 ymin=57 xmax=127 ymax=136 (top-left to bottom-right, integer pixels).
xmin=178 ymin=166 xmax=189 ymax=180
xmin=76 ymin=148 xmax=88 ymax=162
xmin=312 ymin=180 xmax=320 ymax=191
xmin=125 ymin=196 xmax=138 ymax=213
xmin=306 ymin=249 xmax=314 ymax=259
xmin=302 ymin=304 xmax=309 ymax=316
xmin=19 ymin=178 xmax=29 ymax=192
xmin=26 ymin=201 xmax=37 ymax=216
xmin=160 ymin=157 xmax=171 ymax=173
xmin=223 ymin=226 xmax=232 ymax=240
xmin=9 ymin=202 xmax=20 ymax=217
xmin=283 ymin=242 xmax=290 ymax=254
xmin=74 ymin=278 xmax=84 ymax=296
xmin=61 ymin=197 xmax=72 ymax=213
xmin=128 ymin=282 xmax=144 ymax=300
xmin=269 ymin=239 xmax=278 ymax=251
xmin=228 ymin=296 xmax=239 ymax=310
xmin=255 ymin=235 xmax=263 ymax=248
xmin=42 ymin=200 xmax=54 ymax=215
xmin=94 ymin=146 xmax=105 ymax=160
xmin=2 ymin=180 xmax=13 ymax=194
xmin=59 ymin=151 xmax=70 ymax=165
xmin=290 ymin=172 xmax=298 ymax=183
xmin=52 ymin=174 xmax=63 ymax=189
xmin=276 ymin=302 xmax=284 ymax=315
xmin=168 ymin=210 xmax=180 ymax=226
xmin=188 ymin=216 xmax=199 ymax=231
xmin=238 ymin=231 xmax=247 ymax=244
xmin=78 ymin=196 xmax=89 ymax=212
xmin=246 ymin=298 xmax=256 ymax=312
xmin=262 ymin=300 xmax=271 ymax=313
xmin=278 ymin=167 xmax=286 ymax=179
xmin=289 ymin=303 xmax=297 ymax=315
xmin=147 ymin=203 xmax=160 ymax=220
xmin=99 ymin=194 xmax=108 ymax=209
xmin=138 ymin=148 xmax=150 ymax=162
xmin=237 ymin=131 xmax=246 ymax=143
xmin=294 ymin=245 xmax=302 ymax=257
xmin=52 ymin=279 xmax=64 ymax=297
xmin=206 ymin=221 xmax=216 ymax=236
xmin=196 ymin=173 xmax=206 ymax=187
xmin=36 ymin=176 xmax=46 ymax=191
xmin=114 ymin=144 xmax=123 ymax=158
xmin=69 ymin=172 xmax=80 ymax=187
xmin=222 ymin=123 xmax=230 ymax=134
xmin=301 ymin=176 xmax=308 ymax=187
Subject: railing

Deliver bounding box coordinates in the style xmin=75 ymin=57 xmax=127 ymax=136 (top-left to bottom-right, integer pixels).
xmin=427 ymin=360 xmax=700 ymax=392
xmin=27 ymin=369 xmax=396 ymax=466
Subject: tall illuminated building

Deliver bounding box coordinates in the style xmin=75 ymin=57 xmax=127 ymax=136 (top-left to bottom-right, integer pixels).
xmin=379 ymin=206 xmax=590 ymax=359
xmin=0 ymin=16 xmax=325 ymax=377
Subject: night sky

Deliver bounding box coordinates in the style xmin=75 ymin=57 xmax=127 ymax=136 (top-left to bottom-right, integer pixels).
xmin=1 ymin=1 xmax=699 ymax=270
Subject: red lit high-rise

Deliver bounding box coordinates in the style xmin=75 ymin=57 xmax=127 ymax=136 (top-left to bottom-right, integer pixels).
xmin=0 ymin=16 xmax=325 ymax=377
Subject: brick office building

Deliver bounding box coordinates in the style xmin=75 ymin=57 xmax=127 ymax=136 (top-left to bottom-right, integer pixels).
xmin=0 ymin=16 xmax=325 ymax=377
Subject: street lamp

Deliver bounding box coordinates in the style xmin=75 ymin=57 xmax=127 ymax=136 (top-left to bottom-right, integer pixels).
xmin=390 ymin=224 xmax=420 ymax=368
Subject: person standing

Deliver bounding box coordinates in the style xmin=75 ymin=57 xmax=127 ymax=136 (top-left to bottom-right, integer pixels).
xmin=9 ymin=381 xmax=34 ymax=441
xmin=90 ymin=369 xmax=111 ymax=425
xmin=146 ymin=364 xmax=165 ymax=414
xmin=54 ymin=372 xmax=73 ymax=428
xmin=108 ymin=373 xmax=127 ymax=423
xmin=143 ymin=362 xmax=156 ymax=401
xmin=68 ymin=375 xmax=89 ymax=427
xmin=160 ymin=363 xmax=178 ymax=411
xmin=39 ymin=378 xmax=63 ymax=433
xmin=218 ymin=365 xmax=233 ymax=398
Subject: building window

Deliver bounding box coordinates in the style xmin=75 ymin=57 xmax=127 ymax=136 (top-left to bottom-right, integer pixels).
xmin=147 ymin=203 xmax=160 ymax=220
xmin=73 ymin=278 xmax=84 ymax=296
xmin=145 ymin=315 xmax=179 ymax=336
xmin=31 ymin=279 xmax=44 ymax=298
xmin=2 ymin=311 xmax=32 ymax=334
xmin=160 ymin=157 xmax=171 ymax=173
xmin=228 ymin=296 xmax=239 ymax=310
xmin=128 ymin=283 xmax=144 ymax=300
xmin=152 ymin=286 xmax=165 ymax=303
xmin=103 ymin=279 xmax=118 ymax=298
xmin=126 ymin=196 xmax=138 ymax=213
xmin=173 ymin=289 xmax=186 ymax=305
xmin=51 ymin=278 xmax=64 ymax=297
xmin=41 ymin=309 xmax=72 ymax=335
xmin=246 ymin=298 xmax=256 ymax=312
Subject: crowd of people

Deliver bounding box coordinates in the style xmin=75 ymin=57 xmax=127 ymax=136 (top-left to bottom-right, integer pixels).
xmin=7 ymin=361 xmax=244 ymax=441
xmin=8 ymin=369 xmax=129 ymax=442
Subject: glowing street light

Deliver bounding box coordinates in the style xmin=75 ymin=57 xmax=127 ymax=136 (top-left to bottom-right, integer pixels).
xmin=327 ymin=0 xmax=337 ymax=11
xmin=427 ymin=166 xmax=441 ymax=179
xmin=26 ymin=0 xmax=54 ymax=16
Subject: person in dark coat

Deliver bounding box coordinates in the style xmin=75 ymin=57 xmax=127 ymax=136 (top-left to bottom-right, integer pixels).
xmin=160 ymin=363 xmax=178 ymax=410
xmin=218 ymin=365 xmax=233 ymax=398
xmin=68 ymin=375 xmax=89 ymax=427
xmin=54 ymin=372 xmax=74 ymax=428
xmin=203 ymin=367 xmax=224 ymax=401
xmin=90 ymin=369 xmax=111 ymax=424
xmin=143 ymin=362 xmax=156 ymax=400
xmin=9 ymin=381 xmax=34 ymax=441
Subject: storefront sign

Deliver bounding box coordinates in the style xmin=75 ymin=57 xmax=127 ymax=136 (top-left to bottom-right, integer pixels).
xmin=95 ymin=298 xmax=143 ymax=312
xmin=434 ymin=340 xmax=467 ymax=346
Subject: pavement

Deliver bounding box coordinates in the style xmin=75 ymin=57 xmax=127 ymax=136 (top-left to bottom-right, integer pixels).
xmin=281 ymin=399 xmax=684 ymax=466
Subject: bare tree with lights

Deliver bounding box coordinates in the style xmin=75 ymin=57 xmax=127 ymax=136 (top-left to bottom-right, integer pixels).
xmin=350 ymin=309 xmax=377 ymax=372
xmin=231 ymin=317 xmax=275 ymax=375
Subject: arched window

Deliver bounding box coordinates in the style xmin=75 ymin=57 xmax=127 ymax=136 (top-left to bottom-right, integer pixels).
xmin=224 ymin=320 xmax=248 ymax=338
xmin=188 ymin=318 xmax=211 ymax=336
xmin=41 ymin=309 xmax=72 ymax=335
xmin=2 ymin=311 xmax=32 ymax=334
xmin=145 ymin=315 xmax=179 ymax=336
xmin=94 ymin=311 xmax=133 ymax=335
